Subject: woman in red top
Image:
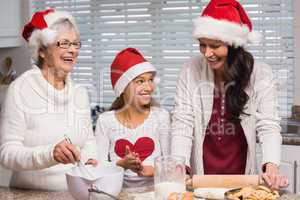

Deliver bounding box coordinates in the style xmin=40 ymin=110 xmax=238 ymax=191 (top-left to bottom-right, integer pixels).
xmin=171 ymin=0 xmax=288 ymax=189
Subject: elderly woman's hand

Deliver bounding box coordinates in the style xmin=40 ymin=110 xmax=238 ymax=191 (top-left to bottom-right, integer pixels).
xmin=53 ymin=139 xmax=81 ymax=164
xmin=262 ymin=163 xmax=289 ymax=189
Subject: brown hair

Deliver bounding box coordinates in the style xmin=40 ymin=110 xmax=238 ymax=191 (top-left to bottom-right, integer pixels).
xmin=109 ymin=94 xmax=159 ymax=111
xmin=225 ymin=46 xmax=254 ymax=123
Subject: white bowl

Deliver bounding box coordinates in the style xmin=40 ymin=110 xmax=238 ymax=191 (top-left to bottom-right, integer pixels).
xmin=66 ymin=164 xmax=124 ymax=200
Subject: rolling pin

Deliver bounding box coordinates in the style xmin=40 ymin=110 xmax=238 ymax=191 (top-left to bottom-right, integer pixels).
xmin=190 ymin=175 xmax=264 ymax=188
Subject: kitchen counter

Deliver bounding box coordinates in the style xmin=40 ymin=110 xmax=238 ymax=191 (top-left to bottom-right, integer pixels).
xmin=281 ymin=118 xmax=300 ymax=145
xmin=282 ymin=134 xmax=300 ymax=145
xmin=1 ymin=186 xmax=300 ymax=200
xmin=0 ymin=186 xmax=144 ymax=200
xmin=255 ymin=133 xmax=300 ymax=146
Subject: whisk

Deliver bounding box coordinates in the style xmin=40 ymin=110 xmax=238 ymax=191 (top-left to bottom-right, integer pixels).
xmin=64 ymin=135 xmax=95 ymax=179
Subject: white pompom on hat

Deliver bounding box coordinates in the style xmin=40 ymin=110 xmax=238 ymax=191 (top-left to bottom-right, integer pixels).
xmin=193 ymin=0 xmax=262 ymax=47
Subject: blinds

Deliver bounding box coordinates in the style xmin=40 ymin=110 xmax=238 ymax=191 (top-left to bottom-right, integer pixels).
xmin=31 ymin=0 xmax=294 ymax=117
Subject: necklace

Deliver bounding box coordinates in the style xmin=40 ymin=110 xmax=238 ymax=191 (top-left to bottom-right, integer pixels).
xmin=118 ymin=108 xmax=150 ymax=129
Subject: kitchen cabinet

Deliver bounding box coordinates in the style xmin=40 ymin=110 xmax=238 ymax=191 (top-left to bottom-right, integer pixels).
xmin=0 ymin=0 xmax=22 ymax=47
xmin=281 ymin=145 xmax=300 ymax=194
xmin=256 ymin=144 xmax=300 ymax=193
xmin=0 ymin=165 xmax=12 ymax=187
xmin=279 ymin=161 xmax=295 ymax=193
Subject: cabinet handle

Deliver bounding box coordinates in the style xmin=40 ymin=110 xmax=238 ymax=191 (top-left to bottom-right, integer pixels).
xmin=294 ymin=161 xmax=297 ymax=194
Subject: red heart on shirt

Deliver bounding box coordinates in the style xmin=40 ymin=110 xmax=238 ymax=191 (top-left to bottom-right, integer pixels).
xmin=114 ymin=137 xmax=155 ymax=162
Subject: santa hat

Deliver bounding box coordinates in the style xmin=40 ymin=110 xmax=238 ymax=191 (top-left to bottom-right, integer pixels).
xmin=111 ymin=48 xmax=156 ymax=97
xmin=22 ymin=8 xmax=77 ymax=42
xmin=193 ymin=0 xmax=261 ymax=47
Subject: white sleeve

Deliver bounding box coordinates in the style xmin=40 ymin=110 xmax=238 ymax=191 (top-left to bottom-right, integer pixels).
xmin=77 ymin=88 xmax=98 ymax=164
xmin=171 ymin=63 xmax=195 ymax=167
xmin=0 ymin=84 xmax=57 ymax=171
xmin=255 ymin=64 xmax=282 ymax=166
xmin=158 ymin=109 xmax=171 ymax=156
xmin=95 ymin=114 xmax=111 ymax=164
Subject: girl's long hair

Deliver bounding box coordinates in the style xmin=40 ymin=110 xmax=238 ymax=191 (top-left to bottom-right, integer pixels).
xmin=109 ymin=94 xmax=159 ymax=111
xmin=224 ymin=46 xmax=254 ymax=123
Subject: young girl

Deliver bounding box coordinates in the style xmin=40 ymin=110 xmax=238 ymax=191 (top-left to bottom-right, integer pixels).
xmin=95 ymin=47 xmax=170 ymax=187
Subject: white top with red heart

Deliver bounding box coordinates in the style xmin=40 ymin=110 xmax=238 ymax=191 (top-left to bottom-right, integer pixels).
xmin=95 ymin=106 xmax=170 ymax=188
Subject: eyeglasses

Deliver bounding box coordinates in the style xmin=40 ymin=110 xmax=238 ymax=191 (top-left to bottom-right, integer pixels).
xmin=56 ymin=40 xmax=81 ymax=49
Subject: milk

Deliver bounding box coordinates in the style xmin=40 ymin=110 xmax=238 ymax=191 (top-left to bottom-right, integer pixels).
xmin=155 ymin=181 xmax=186 ymax=200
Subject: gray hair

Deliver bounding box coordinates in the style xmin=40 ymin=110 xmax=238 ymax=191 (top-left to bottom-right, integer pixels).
xmin=28 ymin=19 xmax=79 ymax=68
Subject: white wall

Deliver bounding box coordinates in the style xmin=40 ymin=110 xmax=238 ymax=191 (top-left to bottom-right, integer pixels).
xmin=294 ymin=0 xmax=300 ymax=105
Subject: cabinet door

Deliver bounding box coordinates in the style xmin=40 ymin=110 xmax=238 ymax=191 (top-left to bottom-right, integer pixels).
xmin=0 ymin=0 xmax=22 ymax=47
xmin=256 ymin=145 xmax=299 ymax=193
xmin=279 ymin=161 xmax=295 ymax=193
xmin=282 ymin=145 xmax=300 ymax=193
xmin=0 ymin=164 xmax=12 ymax=187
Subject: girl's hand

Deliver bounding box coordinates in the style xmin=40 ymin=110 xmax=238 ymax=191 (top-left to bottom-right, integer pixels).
xmin=138 ymin=165 xmax=154 ymax=177
xmin=53 ymin=139 xmax=81 ymax=164
xmin=117 ymin=146 xmax=142 ymax=172
xmin=85 ymin=159 xmax=98 ymax=166
xmin=262 ymin=163 xmax=289 ymax=189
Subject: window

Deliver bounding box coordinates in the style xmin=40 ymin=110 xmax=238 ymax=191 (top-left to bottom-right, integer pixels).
xmin=31 ymin=0 xmax=294 ymax=117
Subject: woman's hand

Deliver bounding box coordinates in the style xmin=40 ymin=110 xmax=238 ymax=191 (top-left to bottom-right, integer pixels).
xmin=117 ymin=146 xmax=142 ymax=172
xmin=138 ymin=165 xmax=154 ymax=177
xmin=85 ymin=159 xmax=98 ymax=166
xmin=53 ymin=139 xmax=81 ymax=164
xmin=262 ymin=163 xmax=289 ymax=189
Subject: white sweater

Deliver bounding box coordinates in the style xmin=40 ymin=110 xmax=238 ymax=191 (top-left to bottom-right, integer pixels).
xmin=95 ymin=107 xmax=170 ymax=187
xmin=171 ymin=55 xmax=282 ymax=175
xmin=0 ymin=65 xmax=97 ymax=190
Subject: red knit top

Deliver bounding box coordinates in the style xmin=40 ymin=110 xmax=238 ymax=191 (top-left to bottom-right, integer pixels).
xmin=203 ymin=89 xmax=248 ymax=174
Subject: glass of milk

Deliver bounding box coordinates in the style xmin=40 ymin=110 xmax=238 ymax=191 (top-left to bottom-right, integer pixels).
xmin=154 ymin=155 xmax=186 ymax=200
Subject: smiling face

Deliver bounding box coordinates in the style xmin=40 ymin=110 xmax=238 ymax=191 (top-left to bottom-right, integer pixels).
xmin=39 ymin=29 xmax=79 ymax=79
xmin=199 ymin=38 xmax=229 ymax=71
xmin=123 ymin=72 xmax=156 ymax=109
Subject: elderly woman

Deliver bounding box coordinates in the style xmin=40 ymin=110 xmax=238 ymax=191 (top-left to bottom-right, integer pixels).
xmin=171 ymin=0 xmax=288 ymax=189
xmin=0 ymin=9 xmax=97 ymax=190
